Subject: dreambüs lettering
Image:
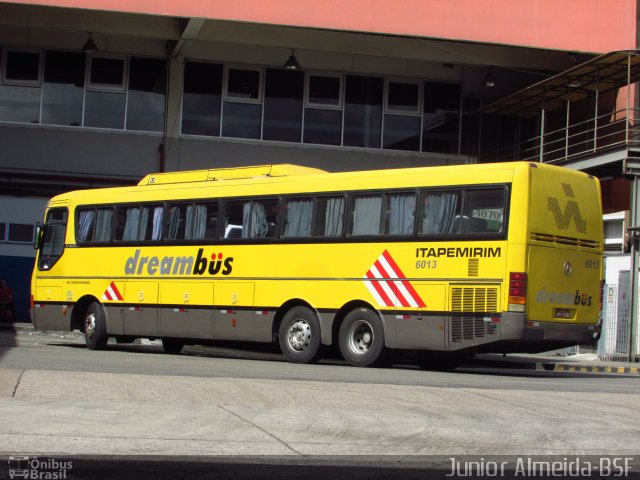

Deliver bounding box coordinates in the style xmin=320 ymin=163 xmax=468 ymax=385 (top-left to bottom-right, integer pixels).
xmin=124 ymin=248 xmax=234 ymax=276
xmin=415 ymin=247 xmax=501 ymax=258
xmin=536 ymin=287 xmax=593 ymax=307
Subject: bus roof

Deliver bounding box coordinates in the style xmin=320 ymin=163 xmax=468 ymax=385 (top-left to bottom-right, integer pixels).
xmin=137 ymin=164 xmax=328 ymax=186
xmin=48 ymin=161 xmax=593 ymax=206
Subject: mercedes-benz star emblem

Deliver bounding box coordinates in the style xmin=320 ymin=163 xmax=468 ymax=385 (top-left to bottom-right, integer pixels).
xmin=563 ymin=261 xmax=573 ymax=276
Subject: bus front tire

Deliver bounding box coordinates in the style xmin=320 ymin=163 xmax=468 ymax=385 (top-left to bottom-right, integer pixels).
xmin=84 ymin=302 xmax=108 ymax=350
xmin=278 ymin=306 xmax=322 ymax=364
xmin=339 ymin=308 xmax=386 ymax=367
xmin=162 ymin=338 xmax=184 ymax=355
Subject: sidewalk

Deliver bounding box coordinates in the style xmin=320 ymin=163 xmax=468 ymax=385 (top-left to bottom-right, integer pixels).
xmin=4 ymin=321 xmax=639 ymax=375
xmin=473 ymin=352 xmax=640 ymax=375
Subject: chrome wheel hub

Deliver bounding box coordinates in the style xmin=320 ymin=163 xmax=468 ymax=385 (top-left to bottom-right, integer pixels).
xmin=347 ymin=320 xmax=373 ymax=355
xmin=84 ymin=313 xmax=96 ymax=339
xmin=287 ymin=319 xmax=311 ymax=351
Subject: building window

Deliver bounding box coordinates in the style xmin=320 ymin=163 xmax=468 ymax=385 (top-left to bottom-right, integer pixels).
xmin=0 ymin=48 xmax=42 ymax=123
xmin=42 ymin=50 xmax=85 ymax=126
xmin=383 ymin=79 xmax=421 ymax=151
xmin=8 ymin=223 xmax=35 ymax=243
xmin=181 ymin=61 xmax=223 ymax=136
xmin=2 ymin=49 xmax=42 ymax=85
xmin=307 ymin=74 xmax=342 ymax=107
xmin=126 ymin=57 xmax=166 ymax=132
xmin=343 ymin=75 xmax=383 ymax=148
xmin=87 ymin=55 xmax=126 ymax=91
xmin=303 ymin=74 xmax=343 ymax=146
xmin=263 ymin=68 xmax=304 ymax=142
xmin=222 ymin=67 xmax=263 ymax=139
xmin=0 ymin=222 xmax=6 ymax=240
xmin=85 ymin=55 xmax=127 ymax=129
xmin=422 ymin=81 xmax=461 ymax=154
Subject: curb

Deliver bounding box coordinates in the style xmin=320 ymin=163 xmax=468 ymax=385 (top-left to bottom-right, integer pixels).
xmin=553 ymin=363 xmax=640 ymax=375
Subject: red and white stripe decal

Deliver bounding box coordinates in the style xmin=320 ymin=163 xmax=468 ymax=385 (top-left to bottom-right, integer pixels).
xmin=363 ymin=250 xmax=426 ymax=308
xmin=101 ymin=281 xmax=123 ymax=302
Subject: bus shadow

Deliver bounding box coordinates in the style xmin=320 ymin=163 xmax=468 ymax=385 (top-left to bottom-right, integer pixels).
xmin=0 ymin=322 xmax=18 ymax=361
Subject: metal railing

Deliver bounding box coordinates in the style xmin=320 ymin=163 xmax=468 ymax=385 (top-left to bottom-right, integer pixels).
xmin=565 ymin=283 xmax=634 ymax=361
xmin=481 ymin=107 xmax=640 ymax=164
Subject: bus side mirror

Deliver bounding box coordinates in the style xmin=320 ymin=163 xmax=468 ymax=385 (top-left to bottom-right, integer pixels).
xmin=34 ymin=222 xmax=44 ymax=250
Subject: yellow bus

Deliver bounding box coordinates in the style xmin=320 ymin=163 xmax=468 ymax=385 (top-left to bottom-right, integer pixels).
xmin=31 ymin=162 xmax=603 ymax=368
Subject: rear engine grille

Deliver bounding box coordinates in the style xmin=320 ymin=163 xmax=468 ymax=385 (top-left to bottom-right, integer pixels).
xmin=451 ymin=286 xmax=499 ymax=313
xmin=451 ymin=316 xmax=498 ymax=343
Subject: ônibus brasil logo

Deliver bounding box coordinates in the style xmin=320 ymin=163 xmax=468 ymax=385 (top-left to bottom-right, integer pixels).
xmin=124 ymin=248 xmax=234 ymax=276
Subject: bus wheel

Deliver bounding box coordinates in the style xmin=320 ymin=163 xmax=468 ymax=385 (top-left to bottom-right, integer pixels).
xmin=162 ymin=338 xmax=184 ymax=355
xmin=278 ymin=306 xmax=322 ymax=363
xmin=84 ymin=302 xmax=108 ymax=350
xmin=339 ymin=308 xmax=386 ymax=367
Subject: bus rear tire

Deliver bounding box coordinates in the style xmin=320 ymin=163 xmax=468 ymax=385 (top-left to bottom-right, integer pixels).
xmin=278 ymin=306 xmax=322 ymax=364
xmin=339 ymin=308 xmax=386 ymax=367
xmin=84 ymin=301 xmax=108 ymax=350
xmin=162 ymin=338 xmax=184 ymax=355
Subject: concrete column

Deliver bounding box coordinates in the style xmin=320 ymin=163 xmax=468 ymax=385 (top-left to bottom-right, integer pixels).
xmin=163 ymin=56 xmax=185 ymax=172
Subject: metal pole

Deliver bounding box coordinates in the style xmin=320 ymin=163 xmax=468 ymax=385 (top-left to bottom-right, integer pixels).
xmin=627 ymin=52 xmax=631 ymax=144
xmin=539 ymin=97 xmax=545 ymax=163
xmin=629 ymin=176 xmax=639 ymax=362
xmin=565 ymin=96 xmax=570 ymax=160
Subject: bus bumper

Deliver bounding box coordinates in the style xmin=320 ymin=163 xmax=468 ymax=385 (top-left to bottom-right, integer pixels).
xmin=31 ymin=304 xmax=73 ymax=331
xmin=499 ymin=312 xmax=600 ymax=352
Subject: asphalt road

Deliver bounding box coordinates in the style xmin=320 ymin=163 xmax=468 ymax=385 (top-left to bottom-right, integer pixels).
xmin=0 ymin=327 xmax=639 ymax=479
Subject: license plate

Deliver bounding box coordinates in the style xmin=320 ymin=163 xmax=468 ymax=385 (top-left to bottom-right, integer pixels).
xmin=554 ymin=308 xmax=574 ymax=319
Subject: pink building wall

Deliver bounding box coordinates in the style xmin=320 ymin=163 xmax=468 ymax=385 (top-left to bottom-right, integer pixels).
xmin=3 ymin=0 xmax=637 ymax=53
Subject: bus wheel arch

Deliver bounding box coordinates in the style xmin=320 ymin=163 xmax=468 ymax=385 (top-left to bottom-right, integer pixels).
xmin=71 ymin=295 xmax=100 ymax=332
xmin=276 ymin=300 xmax=323 ymax=364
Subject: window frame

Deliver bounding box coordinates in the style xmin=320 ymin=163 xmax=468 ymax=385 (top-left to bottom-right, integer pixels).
xmin=75 ymin=205 xmax=115 ymax=245
xmin=1 ymin=48 xmax=43 ymax=86
xmin=223 ymin=65 xmax=264 ymax=104
xmin=417 ymin=184 xmax=510 ymax=239
xmin=346 ymin=190 xmax=418 ymax=238
xmin=384 ymin=78 xmax=422 ymax=116
xmin=86 ymin=54 xmax=128 ymax=93
xmin=304 ymin=72 xmax=343 ymax=110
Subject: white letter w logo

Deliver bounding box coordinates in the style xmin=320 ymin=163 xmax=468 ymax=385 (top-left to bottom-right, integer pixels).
xmin=547 ymin=183 xmax=587 ymax=234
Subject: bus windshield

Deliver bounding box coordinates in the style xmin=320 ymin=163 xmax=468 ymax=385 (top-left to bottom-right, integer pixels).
xmin=38 ymin=208 xmax=67 ymax=271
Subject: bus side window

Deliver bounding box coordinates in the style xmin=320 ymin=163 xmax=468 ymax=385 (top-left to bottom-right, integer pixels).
xmin=350 ymin=194 xmax=383 ymax=236
xmin=385 ymin=192 xmax=415 ymax=235
xmin=314 ymin=196 xmax=344 ymax=237
xmin=201 ymin=202 xmax=219 ymax=240
xmin=283 ymin=197 xmax=313 ymax=238
xmin=166 ymin=204 xmax=187 ymax=240
xmin=77 ymin=207 xmax=113 ymax=243
xmin=116 ymin=205 xmax=163 ymax=241
xmin=419 ymin=190 xmax=461 ymax=235
xmin=462 ymin=188 xmax=506 ymax=234
xmin=250 ymin=198 xmax=279 ymax=239
xmin=223 ymin=200 xmax=244 ymax=238
xmin=222 ymin=198 xmax=279 ymax=239
xmin=184 ymin=202 xmax=218 ymax=240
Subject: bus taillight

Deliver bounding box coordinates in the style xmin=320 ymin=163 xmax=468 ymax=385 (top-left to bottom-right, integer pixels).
xmin=599 ymin=280 xmax=604 ymax=312
xmin=508 ymin=272 xmax=527 ymax=312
